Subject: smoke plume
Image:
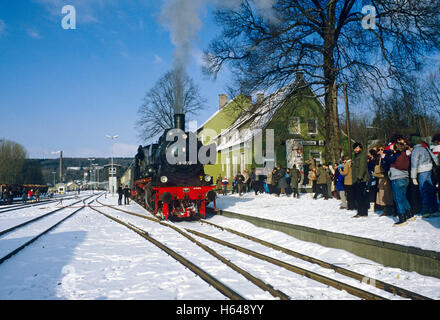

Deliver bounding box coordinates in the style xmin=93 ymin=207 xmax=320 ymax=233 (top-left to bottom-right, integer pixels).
xmin=159 ymin=0 xmax=277 ymax=113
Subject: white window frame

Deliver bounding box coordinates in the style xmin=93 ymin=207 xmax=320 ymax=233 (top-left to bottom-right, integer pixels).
xmin=288 ymin=117 xmax=301 ymax=135
xmin=307 ymin=118 xmax=318 ymax=135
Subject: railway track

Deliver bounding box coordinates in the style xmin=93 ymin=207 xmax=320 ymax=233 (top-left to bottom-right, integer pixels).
xmin=94 ymin=197 xmax=424 ymax=300
xmin=91 ymin=196 xmax=293 ymax=300
xmin=89 ymin=204 xmax=247 ymax=300
xmin=0 ymin=194 xmax=98 ymax=265
xmin=0 ymin=195 xmax=78 ymax=214
xmin=191 ymin=220 xmax=433 ymax=300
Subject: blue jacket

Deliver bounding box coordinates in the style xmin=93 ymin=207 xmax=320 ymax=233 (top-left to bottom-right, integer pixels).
xmin=336 ymin=166 xmax=345 ymax=191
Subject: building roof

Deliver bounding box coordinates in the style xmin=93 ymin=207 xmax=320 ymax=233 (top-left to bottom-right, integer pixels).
xmin=215 ymin=80 xmax=303 ymax=151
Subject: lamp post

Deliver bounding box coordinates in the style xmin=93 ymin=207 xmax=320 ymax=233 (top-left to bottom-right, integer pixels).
xmin=88 ymin=158 xmax=95 ymax=194
xmin=51 ymin=150 xmax=63 ymax=183
xmin=106 ymin=135 xmax=118 ymax=195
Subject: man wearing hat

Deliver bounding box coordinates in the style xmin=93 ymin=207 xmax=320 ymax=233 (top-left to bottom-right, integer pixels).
xmin=351 ymin=142 xmax=370 ymax=217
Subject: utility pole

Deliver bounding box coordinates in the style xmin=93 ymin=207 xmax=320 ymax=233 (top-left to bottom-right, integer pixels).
xmin=343 ymin=83 xmax=351 ymax=158
xmin=51 ymin=150 xmax=63 ymax=183
xmin=88 ymin=158 xmax=95 ymax=194
xmin=106 ymin=135 xmax=118 ymax=195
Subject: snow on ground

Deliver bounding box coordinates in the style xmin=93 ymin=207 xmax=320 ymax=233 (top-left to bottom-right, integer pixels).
xmin=0 ymin=191 xmax=439 ymax=300
xmin=0 ymin=192 xmax=224 ymax=300
xmin=212 ymin=192 xmax=440 ymax=252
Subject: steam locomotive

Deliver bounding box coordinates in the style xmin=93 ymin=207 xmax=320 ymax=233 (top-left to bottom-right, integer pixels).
xmin=130 ymin=114 xmax=217 ymax=219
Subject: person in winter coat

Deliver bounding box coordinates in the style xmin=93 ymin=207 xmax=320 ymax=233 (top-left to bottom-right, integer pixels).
xmin=351 ymin=142 xmax=370 ymax=217
xmin=222 ymin=177 xmax=229 ymax=196
xmin=232 ymin=175 xmax=239 ymax=194
xmin=271 ymin=168 xmax=279 ymax=195
xmin=313 ymin=164 xmax=329 ymax=200
xmin=8 ymin=189 xmax=13 ymax=204
xmin=266 ymin=170 xmax=273 ymax=194
xmin=123 ymin=185 xmax=130 ymax=205
xmin=341 ymin=156 xmax=355 ymax=210
xmin=243 ymin=170 xmax=250 ymax=193
xmin=373 ymin=146 xmax=394 ymax=216
xmin=290 ymin=165 xmax=301 ymax=198
xmin=28 ymin=189 xmax=34 ymax=202
xmin=117 ymin=183 xmax=123 ymax=205
xmin=22 ymin=189 xmax=28 ymax=203
xmin=35 ymin=189 xmax=41 ymax=202
xmin=383 ymin=142 xmax=411 ymax=225
xmin=237 ymin=173 xmax=245 ymax=196
xmin=308 ymin=167 xmax=318 ymax=193
xmin=336 ymin=164 xmax=346 ymax=208
xmin=216 ymin=174 xmax=222 ymax=191
xmin=410 ymin=136 xmax=439 ymax=217
xmin=250 ymin=168 xmax=259 ymax=195
xmin=276 ymin=165 xmax=287 ymax=196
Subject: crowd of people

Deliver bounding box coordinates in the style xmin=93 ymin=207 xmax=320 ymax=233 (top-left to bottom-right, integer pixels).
xmin=1 ymin=187 xmax=43 ymax=204
xmin=216 ymin=133 xmax=440 ymax=227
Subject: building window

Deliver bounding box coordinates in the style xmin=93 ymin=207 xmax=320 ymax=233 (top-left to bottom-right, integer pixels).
xmin=288 ymin=117 xmax=301 ymax=134
xmin=310 ymin=151 xmax=322 ymax=165
xmin=307 ymin=119 xmax=318 ymax=135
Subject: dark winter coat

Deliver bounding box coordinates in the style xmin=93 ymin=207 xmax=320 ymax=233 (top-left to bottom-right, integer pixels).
xmin=271 ymin=170 xmax=279 ymax=186
xmin=316 ymin=166 xmax=329 ymax=185
xmin=277 ymin=168 xmax=288 ymax=189
xmin=352 ymin=150 xmax=370 ymax=183
xmin=289 ymin=168 xmax=301 ymax=189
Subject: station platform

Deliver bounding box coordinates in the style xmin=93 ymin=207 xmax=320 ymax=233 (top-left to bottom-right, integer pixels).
xmin=210 ymin=193 xmax=440 ymax=279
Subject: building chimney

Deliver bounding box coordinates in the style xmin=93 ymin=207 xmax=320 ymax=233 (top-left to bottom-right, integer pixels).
xmin=219 ymin=94 xmax=228 ymax=109
xmin=257 ymin=93 xmax=264 ymax=104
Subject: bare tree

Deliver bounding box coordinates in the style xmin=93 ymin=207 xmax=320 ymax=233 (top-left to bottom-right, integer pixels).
xmin=204 ymin=0 xmax=440 ymax=163
xmin=426 ymin=67 xmax=440 ymax=114
xmin=136 ymin=70 xmax=207 ymax=142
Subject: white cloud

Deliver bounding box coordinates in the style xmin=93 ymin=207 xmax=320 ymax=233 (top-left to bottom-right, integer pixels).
xmin=27 ymin=27 xmax=42 ymax=39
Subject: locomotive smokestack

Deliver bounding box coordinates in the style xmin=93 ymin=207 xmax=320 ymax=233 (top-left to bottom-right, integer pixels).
xmin=174 ymin=113 xmax=185 ymax=132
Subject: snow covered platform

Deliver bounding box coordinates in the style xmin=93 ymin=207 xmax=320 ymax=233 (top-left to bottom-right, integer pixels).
xmin=211 ymin=193 xmax=440 ymax=279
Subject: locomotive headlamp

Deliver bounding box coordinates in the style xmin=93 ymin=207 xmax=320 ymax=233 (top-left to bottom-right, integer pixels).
xmin=204 ymin=175 xmax=211 ymax=182
xmin=160 ymin=176 xmax=168 ymax=183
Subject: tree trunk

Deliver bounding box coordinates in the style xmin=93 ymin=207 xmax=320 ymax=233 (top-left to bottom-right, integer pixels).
xmin=323 ymin=31 xmax=341 ymax=164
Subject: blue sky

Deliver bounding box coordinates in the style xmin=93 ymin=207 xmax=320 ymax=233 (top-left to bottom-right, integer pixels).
xmin=0 ymin=0 xmax=231 ymax=158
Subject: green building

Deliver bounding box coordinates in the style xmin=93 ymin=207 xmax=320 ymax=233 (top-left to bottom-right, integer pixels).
xmin=198 ymin=75 xmax=350 ymax=181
